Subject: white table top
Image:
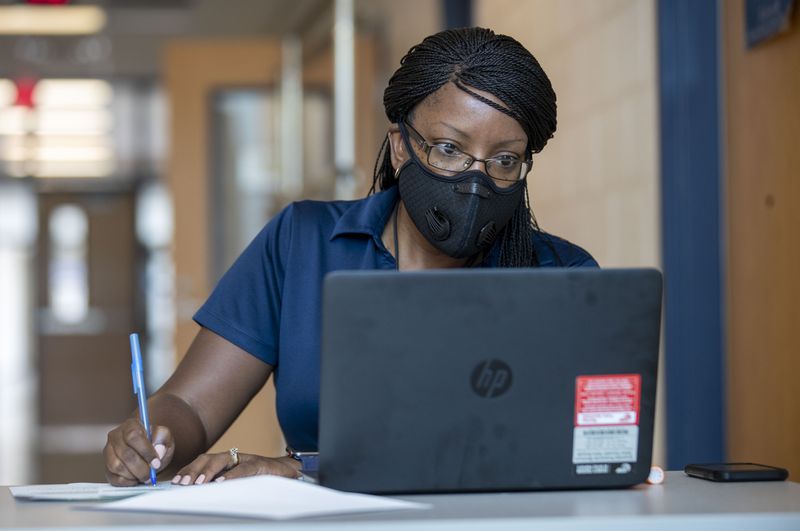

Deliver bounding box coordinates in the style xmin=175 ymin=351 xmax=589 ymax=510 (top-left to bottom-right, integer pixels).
xmin=3 ymin=472 xmax=800 ymax=530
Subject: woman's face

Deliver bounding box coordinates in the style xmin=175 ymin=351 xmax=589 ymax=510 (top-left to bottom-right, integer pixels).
xmin=388 ymin=81 xmax=529 ymax=183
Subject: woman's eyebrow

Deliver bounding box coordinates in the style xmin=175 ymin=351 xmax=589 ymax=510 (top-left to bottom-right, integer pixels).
xmin=438 ymin=121 xmax=468 ymax=138
xmin=438 ymin=121 xmax=527 ymax=147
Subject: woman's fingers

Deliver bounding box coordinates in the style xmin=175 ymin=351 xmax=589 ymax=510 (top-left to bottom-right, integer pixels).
xmin=104 ymin=421 xmax=154 ymax=484
xmin=150 ymin=425 xmax=175 ymax=470
xmin=104 ymin=442 xmax=138 ymax=485
xmin=172 ymin=453 xmax=301 ymax=485
xmin=121 ymin=422 xmax=163 ymax=470
xmin=105 ymin=470 xmax=140 ymax=487
xmin=217 ymin=455 xmax=301 ymax=482
xmin=104 ymin=419 xmax=174 ymax=485
xmin=173 ymin=452 xmax=230 ymax=485
xmin=173 ymin=454 xmax=207 ymax=485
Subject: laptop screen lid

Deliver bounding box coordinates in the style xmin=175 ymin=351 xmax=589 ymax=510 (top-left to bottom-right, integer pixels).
xmin=318 ymin=268 xmax=662 ymax=494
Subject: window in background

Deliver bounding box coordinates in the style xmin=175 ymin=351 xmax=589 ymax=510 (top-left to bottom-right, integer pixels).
xmin=211 ymin=89 xmax=281 ymax=280
xmin=0 ymin=78 xmax=114 ymax=178
xmin=210 ymin=88 xmax=334 ymax=282
xmin=47 ymin=204 xmax=89 ymax=324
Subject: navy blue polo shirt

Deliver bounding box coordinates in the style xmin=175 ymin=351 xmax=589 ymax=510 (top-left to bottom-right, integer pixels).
xmin=194 ymin=186 xmax=597 ymax=450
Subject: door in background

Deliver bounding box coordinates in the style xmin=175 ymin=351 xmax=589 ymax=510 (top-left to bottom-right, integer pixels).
xmin=36 ymin=190 xmax=138 ymax=483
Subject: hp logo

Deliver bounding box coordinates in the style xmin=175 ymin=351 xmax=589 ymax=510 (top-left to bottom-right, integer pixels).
xmin=470 ymin=359 xmax=513 ymax=398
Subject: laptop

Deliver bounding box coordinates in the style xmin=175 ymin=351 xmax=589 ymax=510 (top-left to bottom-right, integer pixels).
xmin=317 ymin=268 xmax=662 ymax=494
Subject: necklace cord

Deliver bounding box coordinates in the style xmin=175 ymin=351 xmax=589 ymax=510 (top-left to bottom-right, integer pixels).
xmin=393 ymin=203 xmax=400 ymax=270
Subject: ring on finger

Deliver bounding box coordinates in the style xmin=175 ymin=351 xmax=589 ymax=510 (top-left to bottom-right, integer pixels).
xmin=227 ymin=447 xmax=239 ymax=470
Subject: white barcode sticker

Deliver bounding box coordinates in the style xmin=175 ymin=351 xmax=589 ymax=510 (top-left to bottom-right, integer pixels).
xmin=573 ymin=425 xmax=638 ymax=464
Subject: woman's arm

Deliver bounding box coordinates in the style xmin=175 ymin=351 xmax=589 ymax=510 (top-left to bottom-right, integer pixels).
xmin=104 ymin=327 xmax=274 ymax=485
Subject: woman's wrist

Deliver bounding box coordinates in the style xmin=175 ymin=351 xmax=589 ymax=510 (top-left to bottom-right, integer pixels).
xmin=277 ymin=454 xmax=303 ymax=473
xmin=284 ymin=447 xmax=319 ymax=474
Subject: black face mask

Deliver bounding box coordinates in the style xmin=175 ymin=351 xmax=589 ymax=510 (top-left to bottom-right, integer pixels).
xmin=396 ymin=128 xmax=526 ymax=259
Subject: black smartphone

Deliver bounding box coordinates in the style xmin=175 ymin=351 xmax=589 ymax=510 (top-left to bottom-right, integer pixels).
xmin=684 ymin=462 xmax=789 ymax=482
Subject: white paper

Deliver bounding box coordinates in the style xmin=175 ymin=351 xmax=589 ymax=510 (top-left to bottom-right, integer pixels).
xmin=10 ymin=482 xmax=176 ymax=501
xmin=91 ymin=475 xmax=429 ymax=520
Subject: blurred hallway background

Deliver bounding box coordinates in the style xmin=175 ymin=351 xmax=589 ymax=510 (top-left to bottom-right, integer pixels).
xmin=0 ymin=0 xmax=797 ymax=484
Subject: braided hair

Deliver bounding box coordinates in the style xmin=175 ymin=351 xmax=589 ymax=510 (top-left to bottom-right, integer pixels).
xmin=370 ymin=27 xmax=558 ymax=267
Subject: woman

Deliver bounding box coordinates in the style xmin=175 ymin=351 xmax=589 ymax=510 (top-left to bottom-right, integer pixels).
xmin=104 ymin=27 xmax=596 ymax=487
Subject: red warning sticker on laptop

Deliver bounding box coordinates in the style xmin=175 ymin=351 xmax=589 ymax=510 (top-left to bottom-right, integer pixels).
xmin=573 ymin=375 xmax=642 ymax=467
xmin=575 ymin=374 xmax=641 ymax=427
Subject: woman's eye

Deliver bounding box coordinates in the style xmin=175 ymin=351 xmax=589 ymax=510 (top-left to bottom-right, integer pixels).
xmin=493 ymin=155 xmax=519 ymax=168
xmin=435 ymin=144 xmax=460 ymax=157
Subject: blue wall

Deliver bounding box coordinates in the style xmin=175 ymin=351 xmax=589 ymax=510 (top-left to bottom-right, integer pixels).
xmin=658 ymin=0 xmax=726 ymax=467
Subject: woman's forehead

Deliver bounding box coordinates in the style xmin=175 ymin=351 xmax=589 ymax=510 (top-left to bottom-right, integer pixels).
xmin=412 ymin=82 xmax=526 ymax=145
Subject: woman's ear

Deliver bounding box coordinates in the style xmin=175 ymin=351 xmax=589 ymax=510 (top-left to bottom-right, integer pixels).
xmin=387 ymin=123 xmax=408 ymax=173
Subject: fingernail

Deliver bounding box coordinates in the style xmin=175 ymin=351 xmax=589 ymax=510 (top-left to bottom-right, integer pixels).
xmin=180 ymin=476 xmax=192 ymax=486
xmin=154 ymin=444 xmax=166 ymax=460
xmin=150 ymin=458 xmax=162 ymax=469
xmin=171 ymin=475 xmax=181 ymax=484
xmin=194 ymin=474 xmax=205 ymax=485
xmin=215 ymin=476 xmax=225 ymax=482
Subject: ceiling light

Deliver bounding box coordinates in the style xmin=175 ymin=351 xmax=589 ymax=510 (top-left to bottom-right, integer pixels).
xmin=0 ymin=5 xmax=106 ymax=35
xmin=35 ymin=79 xmax=112 ymax=107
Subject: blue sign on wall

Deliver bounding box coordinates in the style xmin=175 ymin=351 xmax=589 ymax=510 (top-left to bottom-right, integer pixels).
xmin=746 ymin=0 xmax=795 ymax=48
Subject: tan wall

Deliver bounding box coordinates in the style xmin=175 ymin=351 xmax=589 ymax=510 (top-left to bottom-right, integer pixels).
xmin=164 ymin=39 xmax=285 ymax=458
xmin=724 ymin=2 xmax=800 ymax=479
xmin=380 ymin=0 xmax=443 ymax=74
xmin=476 ymin=0 xmax=664 ymax=465
xmin=475 ymin=0 xmax=660 ymax=267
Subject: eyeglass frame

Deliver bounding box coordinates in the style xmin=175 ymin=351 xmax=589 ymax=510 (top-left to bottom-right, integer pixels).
xmin=401 ymin=119 xmax=532 ymax=182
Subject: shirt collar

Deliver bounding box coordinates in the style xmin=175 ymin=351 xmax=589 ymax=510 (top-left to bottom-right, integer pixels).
xmin=330 ymin=187 xmax=399 ymax=241
xmin=329 ymin=187 xmax=533 ymax=267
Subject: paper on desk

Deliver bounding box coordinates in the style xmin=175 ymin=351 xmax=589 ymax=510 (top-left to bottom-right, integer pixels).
xmin=90 ymin=475 xmax=429 ymax=520
xmin=11 ymin=482 xmax=176 ymax=501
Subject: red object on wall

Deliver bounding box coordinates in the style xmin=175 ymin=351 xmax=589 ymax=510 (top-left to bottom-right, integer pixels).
xmin=13 ymin=77 xmax=38 ymax=109
xmin=25 ymin=0 xmax=72 ymax=5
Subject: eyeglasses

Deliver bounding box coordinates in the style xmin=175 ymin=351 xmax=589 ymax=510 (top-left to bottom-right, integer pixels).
xmin=403 ymin=120 xmax=531 ymax=183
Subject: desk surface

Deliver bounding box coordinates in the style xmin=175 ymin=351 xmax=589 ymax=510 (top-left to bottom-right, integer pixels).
xmin=2 ymin=473 xmax=800 ymax=530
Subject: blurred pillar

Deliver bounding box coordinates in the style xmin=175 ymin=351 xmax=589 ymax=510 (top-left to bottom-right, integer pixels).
xmin=334 ymin=0 xmax=355 ymax=198
xmin=281 ymin=35 xmax=303 ymax=198
xmin=0 ymin=181 xmax=38 ymax=484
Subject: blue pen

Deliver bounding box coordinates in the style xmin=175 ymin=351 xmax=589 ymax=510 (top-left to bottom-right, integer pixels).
xmin=130 ymin=333 xmax=158 ymax=486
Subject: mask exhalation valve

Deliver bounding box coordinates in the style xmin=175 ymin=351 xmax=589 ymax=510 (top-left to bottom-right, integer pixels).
xmin=425 ymin=207 xmax=451 ymax=241
xmin=476 ymin=221 xmax=497 ymax=249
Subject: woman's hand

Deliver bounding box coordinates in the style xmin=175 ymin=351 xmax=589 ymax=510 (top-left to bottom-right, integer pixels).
xmin=104 ymin=418 xmax=175 ymax=486
xmin=171 ymin=451 xmax=301 ymax=485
